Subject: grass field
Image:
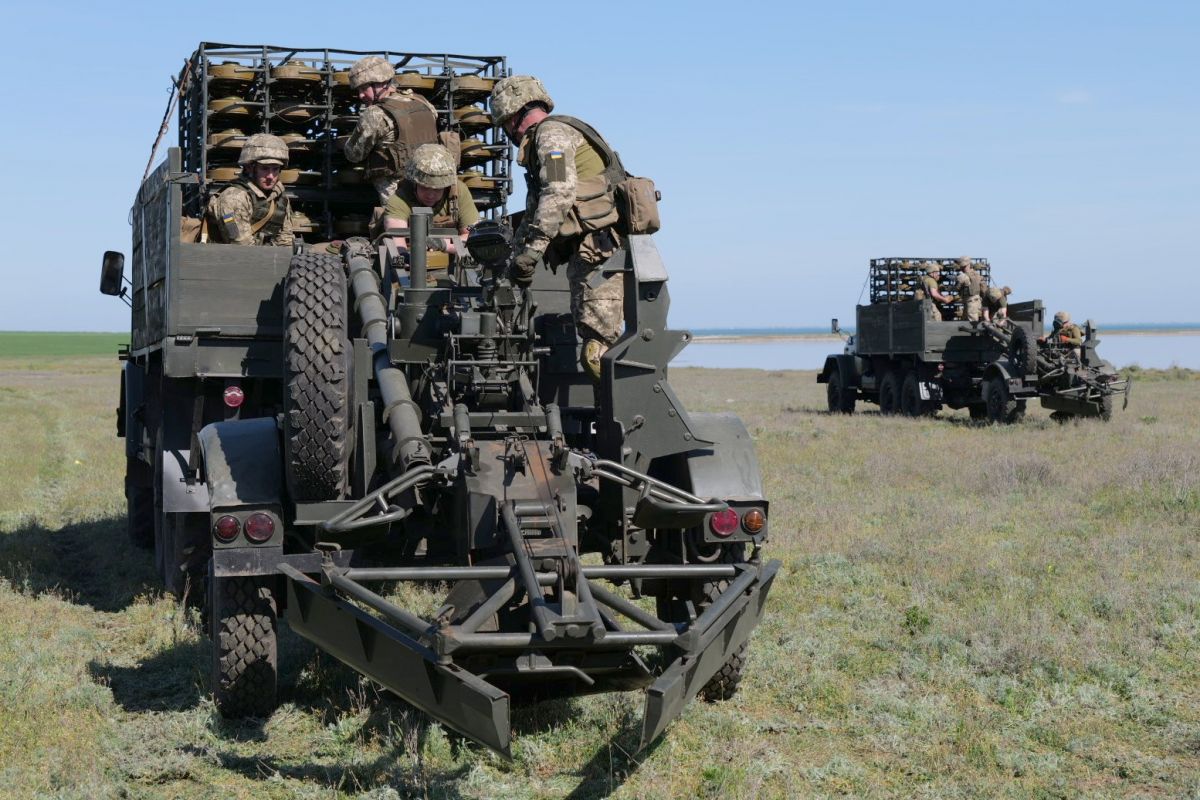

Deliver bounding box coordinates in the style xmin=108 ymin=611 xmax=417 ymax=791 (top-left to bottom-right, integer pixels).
xmin=1 ymin=349 xmax=1197 ymax=799
xmin=0 ymin=332 xmax=128 ymax=358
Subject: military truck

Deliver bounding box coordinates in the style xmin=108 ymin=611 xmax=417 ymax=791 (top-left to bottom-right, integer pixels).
xmin=817 ymin=257 xmax=1128 ymax=423
xmin=99 ymin=43 xmax=778 ymax=757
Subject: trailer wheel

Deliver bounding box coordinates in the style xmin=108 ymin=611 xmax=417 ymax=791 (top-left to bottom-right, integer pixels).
xmin=1008 ymin=325 xmax=1032 ymax=376
xmin=211 ymin=575 xmax=278 ymax=718
xmin=878 ymin=370 xmax=900 ymax=415
xmin=984 ymin=376 xmax=1025 ymax=424
xmin=125 ymin=465 xmax=154 ymax=549
xmin=900 ymin=372 xmax=930 ymax=417
xmin=655 ymin=543 xmax=748 ymax=702
xmin=826 ymin=366 xmax=856 ymax=414
xmin=283 ymin=252 xmax=351 ymax=501
xmin=1099 ymin=394 xmax=1114 ymax=422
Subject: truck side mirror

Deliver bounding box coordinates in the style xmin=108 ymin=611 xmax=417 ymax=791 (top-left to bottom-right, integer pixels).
xmin=100 ymin=251 xmax=125 ymax=296
xmin=831 ymin=318 xmax=840 ymax=334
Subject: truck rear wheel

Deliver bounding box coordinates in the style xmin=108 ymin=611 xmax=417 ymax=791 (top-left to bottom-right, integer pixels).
xmin=126 ymin=465 xmax=154 ymax=550
xmin=283 ymin=252 xmax=351 ymax=501
xmin=900 ymin=371 xmax=931 ymax=417
xmin=984 ymin=376 xmax=1025 ymax=424
xmin=878 ymin=370 xmax=900 ymax=415
xmin=826 ymin=366 xmax=856 ymax=414
xmin=211 ymin=575 xmax=278 ymax=718
xmin=1008 ymin=325 xmax=1032 ymax=376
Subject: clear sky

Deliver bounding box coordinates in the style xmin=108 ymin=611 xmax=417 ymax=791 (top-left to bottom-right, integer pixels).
xmin=0 ymin=0 xmax=1196 ymax=332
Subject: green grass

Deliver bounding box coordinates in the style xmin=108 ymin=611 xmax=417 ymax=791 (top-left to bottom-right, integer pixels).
xmin=1 ymin=357 xmax=1198 ymax=798
xmin=0 ymin=332 xmax=127 ymax=358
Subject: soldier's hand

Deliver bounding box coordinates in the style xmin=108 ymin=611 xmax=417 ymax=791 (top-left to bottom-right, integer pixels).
xmin=510 ymin=249 xmax=539 ymax=286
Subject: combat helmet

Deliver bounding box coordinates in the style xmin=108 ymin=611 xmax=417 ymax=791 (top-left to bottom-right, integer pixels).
xmin=238 ymin=133 xmax=289 ymax=166
xmin=490 ymin=75 xmax=554 ymax=127
xmin=923 ymin=261 xmax=941 ymax=275
xmin=1053 ymin=310 xmax=1071 ymax=324
xmin=406 ymin=144 xmax=457 ymax=189
xmin=349 ymin=56 xmax=395 ymax=90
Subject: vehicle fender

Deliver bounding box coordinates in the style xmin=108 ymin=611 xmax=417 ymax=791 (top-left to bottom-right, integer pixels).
xmin=681 ymin=413 xmax=764 ymax=502
xmin=818 ymin=354 xmax=862 ymax=386
xmin=197 ymin=417 xmax=284 ymax=508
xmin=983 ymin=361 xmax=1015 ymax=384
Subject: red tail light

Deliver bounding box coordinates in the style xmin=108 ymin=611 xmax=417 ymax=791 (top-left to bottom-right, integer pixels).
xmin=709 ymin=508 xmax=739 ymax=537
xmin=223 ymin=385 xmax=245 ymax=408
xmin=243 ymin=513 xmax=275 ymax=543
xmin=213 ymin=515 xmax=240 ymax=543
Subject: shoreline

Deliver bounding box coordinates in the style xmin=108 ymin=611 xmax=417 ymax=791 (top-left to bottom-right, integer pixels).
xmin=691 ymin=328 xmax=1200 ymax=345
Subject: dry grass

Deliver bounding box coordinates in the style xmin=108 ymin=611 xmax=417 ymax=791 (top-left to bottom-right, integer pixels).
xmin=1 ymin=354 xmax=1198 ymax=798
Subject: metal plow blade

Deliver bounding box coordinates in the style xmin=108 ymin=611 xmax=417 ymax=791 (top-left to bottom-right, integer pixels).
xmin=281 ymin=567 xmax=513 ymax=757
xmin=640 ymin=559 xmax=780 ymax=750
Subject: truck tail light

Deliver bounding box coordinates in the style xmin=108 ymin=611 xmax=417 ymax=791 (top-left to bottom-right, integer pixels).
xmin=223 ymin=385 xmax=245 ymax=408
xmin=213 ymin=515 xmax=240 ymax=543
xmin=709 ymin=508 xmax=739 ymax=538
xmin=742 ymin=508 xmax=765 ymax=535
xmin=243 ymin=513 xmax=275 ymax=543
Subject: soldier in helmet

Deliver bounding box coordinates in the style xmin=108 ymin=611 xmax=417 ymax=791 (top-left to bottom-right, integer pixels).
xmin=385 ymin=143 xmax=479 ymax=258
xmin=983 ymin=285 xmax=1012 ymax=323
xmin=491 ymin=75 xmax=626 ymax=382
xmin=915 ymin=262 xmax=955 ymax=321
xmin=343 ymin=56 xmax=439 ymax=204
xmin=1041 ymin=310 xmax=1083 ymax=359
xmin=206 ymin=133 xmax=294 ymax=246
xmin=955 ymin=257 xmax=983 ymax=322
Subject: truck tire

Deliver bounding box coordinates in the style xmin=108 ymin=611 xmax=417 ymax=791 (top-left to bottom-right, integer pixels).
xmin=878 ymin=370 xmax=900 ymax=415
xmin=211 ymin=575 xmax=278 ymax=718
xmin=968 ymin=404 xmax=988 ymax=421
xmin=283 ymin=252 xmax=351 ymax=501
xmin=900 ymin=372 xmax=929 ymax=417
xmin=826 ymin=366 xmax=856 ymax=414
xmin=126 ymin=466 xmax=154 ymax=549
xmin=1099 ymin=394 xmax=1114 ymax=422
xmin=984 ymin=376 xmax=1025 ymax=424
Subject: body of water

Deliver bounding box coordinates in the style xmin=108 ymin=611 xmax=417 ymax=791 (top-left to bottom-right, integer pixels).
xmin=673 ymin=334 xmax=1200 ymax=371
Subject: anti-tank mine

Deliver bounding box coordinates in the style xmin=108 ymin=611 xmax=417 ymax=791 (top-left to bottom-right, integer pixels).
xmin=100 ymin=43 xmax=779 ymax=756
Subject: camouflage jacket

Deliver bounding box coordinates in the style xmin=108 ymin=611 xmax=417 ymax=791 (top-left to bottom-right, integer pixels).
xmin=1055 ymin=322 xmax=1083 ymax=347
xmin=344 ymin=90 xmax=437 ymax=164
xmin=517 ymin=119 xmax=601 ymax=257
xmin=207 ymin=178 xmax=293 ymax=246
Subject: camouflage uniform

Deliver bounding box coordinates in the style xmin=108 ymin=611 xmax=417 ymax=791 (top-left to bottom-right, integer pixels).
xmin=386 ymin=180 xmax=479 ymax=230
xmin=518 ymin=119 xmax=623 ymax=347
xmin=918 ymin=274 xmax=943 ymax=321
xmin=344 ymin=90 xmax=439 ymax=203
xmin=956 ymin=263 xmax=983 ymax=322
xmin=208 ymin=180 xmax=294 ymax=246
xmin=983 ymin=286 xmax=1010 ymax=320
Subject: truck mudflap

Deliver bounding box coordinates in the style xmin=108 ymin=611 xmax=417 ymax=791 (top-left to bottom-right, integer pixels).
xmin=278 ymin=555 xmax=780 ymax=757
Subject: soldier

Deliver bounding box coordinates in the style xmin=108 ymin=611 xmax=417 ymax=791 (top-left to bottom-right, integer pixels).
xmin=206 ymin=133 xmax=294 ymax=246
xmin=983 ymin=285 xmax=1012 ymax=323
xmin=1042 ymin=310 xmax=1083 ymax=359
xmin=343 ymin=56 xmax=439 ymax=204
xmin=385 ymin=143 xmax=479 ymax=258
xmin=955 ymin=257 xmax=983 ymax=322
xmin=915 ymin=262 xmax=955 ymax=321
xmin=490 ymin=75 xmax=625 ymax=382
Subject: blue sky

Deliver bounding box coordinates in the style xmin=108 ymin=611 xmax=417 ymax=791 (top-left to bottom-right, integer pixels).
xmin=0 ymin=0 xmax=1196 ymax=332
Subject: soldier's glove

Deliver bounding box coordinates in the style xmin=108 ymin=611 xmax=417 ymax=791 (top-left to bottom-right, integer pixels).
xmin=510 ymin=249 xmax=540 ymax=286
xmin=426 ymin=236 xmax=448 ymax=254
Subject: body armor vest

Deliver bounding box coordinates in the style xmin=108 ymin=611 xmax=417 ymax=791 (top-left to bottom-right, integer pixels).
xmin=214 ymin=178 xmax=288 ymax=242
xmin=524 ymin=115 xmax=626 ymax=199
xmin=961 ymin=270 xmax=981 ymax=297
xmin=914 ymin=275 xmax=938 ymax=301
xmin=365 ymin=95 xmax=439 ymax=181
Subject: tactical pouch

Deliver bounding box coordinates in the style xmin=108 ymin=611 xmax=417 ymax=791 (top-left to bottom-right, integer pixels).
xmin=559 ymin=174 xmax=620 ymax=239
xmin=615 ymin=176 xmax=661 ymax=235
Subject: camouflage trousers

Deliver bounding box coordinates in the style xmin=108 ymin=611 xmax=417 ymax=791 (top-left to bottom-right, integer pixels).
xmin=963 ymin=295 xmax=982 ymax=322
xmin=927 ymin=302 xmax=943 ymax=322
xmin=566 ymin=229 xmax=624 ymax=345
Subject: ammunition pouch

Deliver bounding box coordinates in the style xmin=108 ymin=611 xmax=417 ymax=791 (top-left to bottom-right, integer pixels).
xmin=615 ymin=176 xmax=661 ymax=235
xmin=558 ymin=174 xmax=620 ymax=239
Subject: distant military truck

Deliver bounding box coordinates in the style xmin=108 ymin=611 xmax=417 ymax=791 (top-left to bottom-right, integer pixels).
xmin=817 ymin=257 xmax=1128 ymax=423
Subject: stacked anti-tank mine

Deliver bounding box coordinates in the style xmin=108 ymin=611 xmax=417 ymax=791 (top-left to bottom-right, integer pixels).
xmin=178 ymin=43 xmax=510 ymax=239
xmin=869 ymin=256 xmax=992 ymax=316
